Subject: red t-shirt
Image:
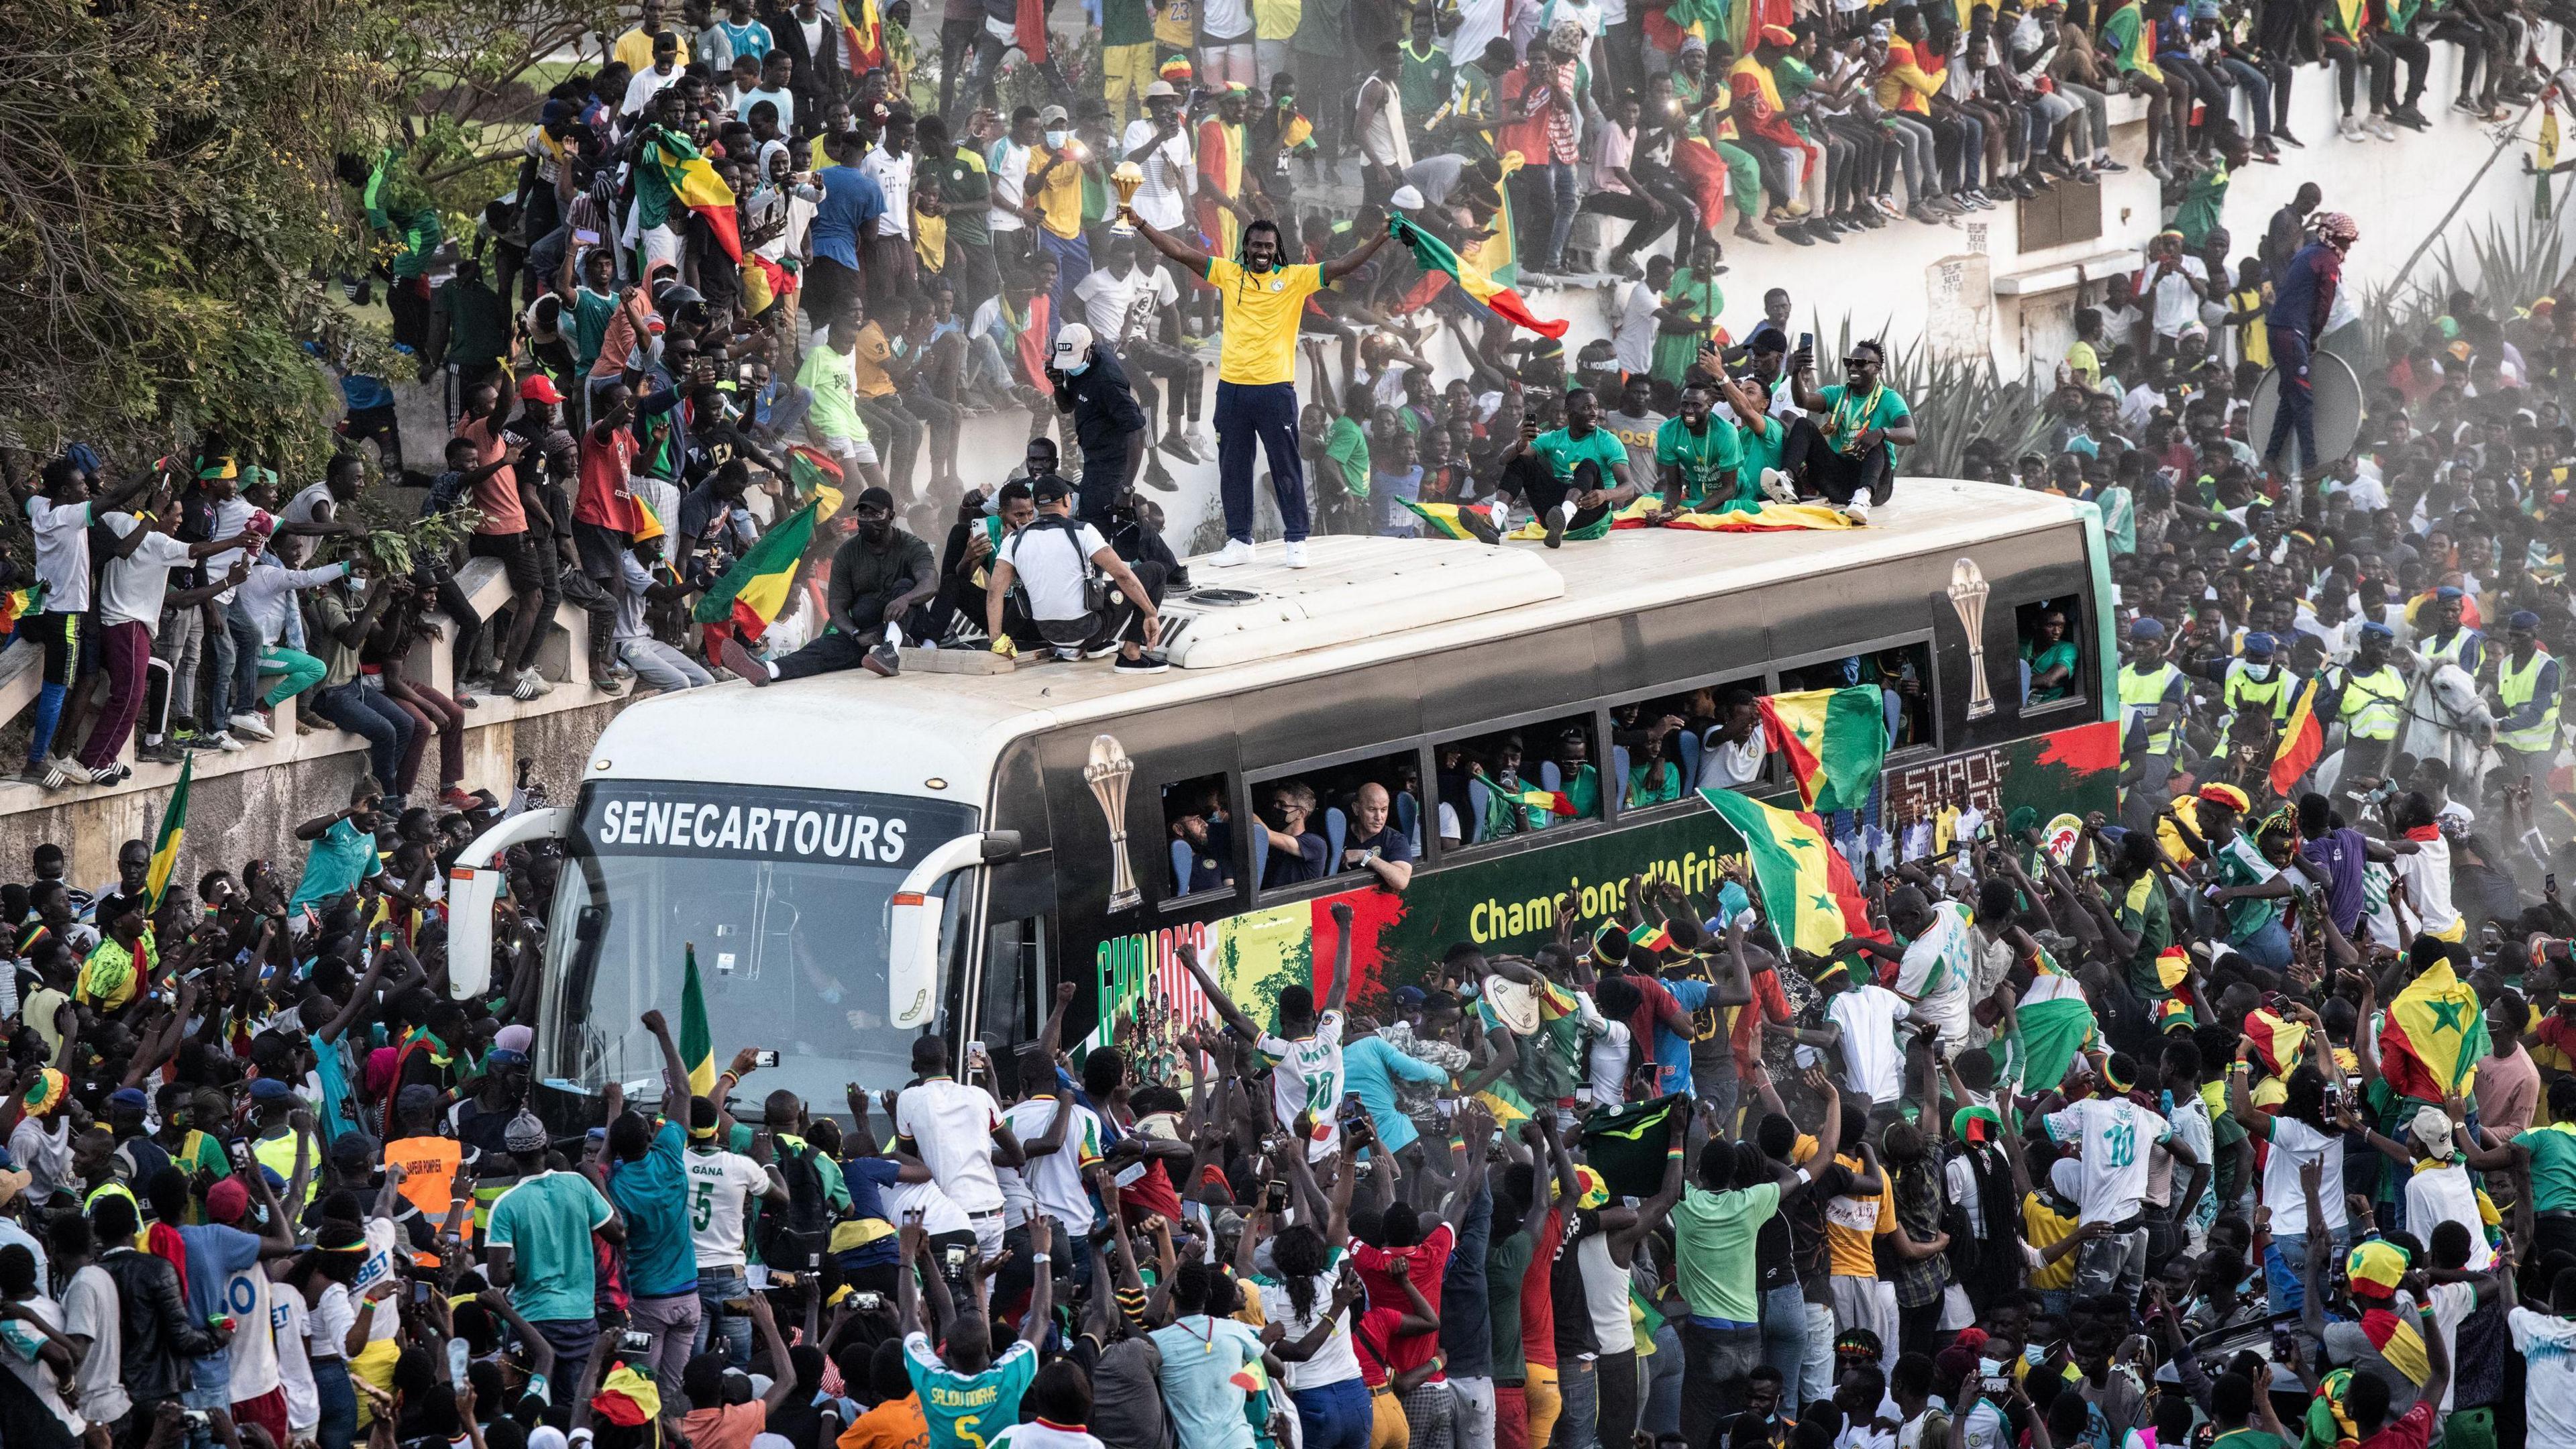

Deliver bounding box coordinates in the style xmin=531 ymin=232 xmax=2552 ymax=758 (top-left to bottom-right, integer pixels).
xmin=574 ymin=425 xmax=644 ymax=534
xmin=1350 ymin=1304 xmax=1402 ymax=1388
xmin=2357 ymin=1402 xmax=2432 ymax=1449
xmin=1521 ymin=1207 xmax=1560 ymax=1368
xmin=455 ymin=416 xmax=527 ymax=535
xmin=1731 ymin=967 xmax=1792 ymax=1074
xmin=1353 ymin=1222 xmax=1455 ymax=1381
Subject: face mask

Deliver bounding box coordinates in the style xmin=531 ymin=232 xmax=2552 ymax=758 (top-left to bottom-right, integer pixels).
xmin=1045 ymin=129 xmax=1070 ymax=148
xmin=2025 ymin=1344 xmax=2048 ymax=1366
xmin=1063 ymin=358 xmax=1091 ymax=376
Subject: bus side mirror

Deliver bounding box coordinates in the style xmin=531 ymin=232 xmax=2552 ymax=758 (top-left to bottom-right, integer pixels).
xmin=888 ymin=831 xmax=1019 ymax=1028
xmin=445 ymin=807 xmax=571 ymax=1001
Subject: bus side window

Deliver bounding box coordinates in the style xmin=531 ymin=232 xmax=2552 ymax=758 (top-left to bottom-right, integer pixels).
xmin=1434 ymin=713 xmax=1605 ymax=853
xmin=1614 ymin=680 xmax=1767 ymax=801
xmin=1248 ymin=751 xmax=1420 ymax=894
xmin=2018 ymin=596 xmax=2084 ymax=710
xmin=1162 ymin=774 xmax=1237 ymax=900
xmin=1779 ymin=643 xmax=1936 ymax=751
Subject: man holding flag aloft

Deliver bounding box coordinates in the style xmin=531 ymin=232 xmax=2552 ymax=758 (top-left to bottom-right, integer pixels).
xmin=1124 ymin=199 xmax=1391 ymax=570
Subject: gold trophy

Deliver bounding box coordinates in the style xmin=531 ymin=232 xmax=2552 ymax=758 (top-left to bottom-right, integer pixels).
xmin=1086 ymin=733 xmax=1143 ymax=911
xmin=1110 ymin=161 xmax=1145 ymax=236
xmin=1947 ymin=557 xmax=1996 ymax=720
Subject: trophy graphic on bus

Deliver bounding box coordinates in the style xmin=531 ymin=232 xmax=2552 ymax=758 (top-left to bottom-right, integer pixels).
xmin=1947 ymin=557 xmax=1996 ymax=720
xmin=1087 ymin=733 xmax=1143 ymax=912
xmin=1110 ymin=162 xmax=1144 ymax=237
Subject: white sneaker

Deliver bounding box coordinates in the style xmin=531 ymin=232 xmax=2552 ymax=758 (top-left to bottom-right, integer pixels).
xmin=227 ymin=712 xmax=274 ymax=741
xmin=2339 ymin=115 xmax=2365 ymax=140
xmin=1838 ymin=495 xmax=1873 ymax=525
xmin=1283 ymin=541 xmax=1310 ymax=569
xmin=211 ymin=731 xmax=244 ymax=753
xmin=2367 ymin=117 xmax=2398 ymax=140
xmin=1187 ymin=425 xmax=1215 ymax=458
xmin=1760 ymin=467 xmax=1799 ymax=505
xmin=1209 ymin=539 xmax=1255 ymax=568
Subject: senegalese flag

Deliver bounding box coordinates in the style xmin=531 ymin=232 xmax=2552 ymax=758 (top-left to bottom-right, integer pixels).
xmin=2361 ymin=1306 xmax=2430 ymax=1385
xmin=2005 ymin=971 xmax=2098 ymax=1092
xmin=2304 ymin=1368 xmax=2357 ymax=1449
xmin=842 ymin=0 xmax=886 ymax=74
xmin=1388 ymin=215 xmax=1569 ymax=339
xmin=1696 ymin=788 xmax=1872 ymax=957
xmin=2379 ymin=959 xmax=2492 ymax=1102
xmin=1756 ymin=686 xmax=1887 ymax=814
xmin=1580 ymin=1094 xmax=1686 ymax=1200
xmin=784 ymin=444 xmax=847 ymax=523
xmin=144 ymin=753 xmax=193 ymax=908
xmin=1644 ymin=502 xmax=1861 ymax=532
xmin=2271 ymin=673 xmax=2326 ymax=796
xmin=692 ymin=500 xmax=818 ymax=640
xmin=2243 ymin=1008 xmax=2309 ymax=1076
xmin=0 ymin=581 xmax=44 ymax=637
xmin=641 ymin=127 xmax=743 ymax=263
xmin=1473 ymin=1077 xmax=1540 ymax=1126
xmin=1400 ymin=499 xmax=1503 ymax=543
xmin=1629 ymin=919 xmax=1674 ymax=955
xmin=1515 ymin=788 xmax=1578 ymax=818
xmin=680 ymin=943 xmax=716 ymax=1100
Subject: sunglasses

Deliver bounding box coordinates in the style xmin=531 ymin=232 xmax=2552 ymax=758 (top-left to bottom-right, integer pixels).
xmin=1842 ymin=356 xmax=1876 ymax=368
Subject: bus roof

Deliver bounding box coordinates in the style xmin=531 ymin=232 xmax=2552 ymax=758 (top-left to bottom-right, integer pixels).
xmin=585 ymin=479 xmax=2089 ymax=800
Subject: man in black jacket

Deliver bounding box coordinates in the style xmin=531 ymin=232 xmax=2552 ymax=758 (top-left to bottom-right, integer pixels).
xmin=92 ymin=1193 xmax=225 ymax=1426
xmin=1045 ymin=324 xmax=1148 ymax=530
xmin=724 ymin=487 xmax=936 ymax=684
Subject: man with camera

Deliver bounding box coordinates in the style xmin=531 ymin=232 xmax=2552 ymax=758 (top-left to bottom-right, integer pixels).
xmin=982 ymin=477 xmax=1169 ymax=673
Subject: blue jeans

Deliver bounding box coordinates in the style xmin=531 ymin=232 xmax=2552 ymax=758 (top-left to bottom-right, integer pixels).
xmin=209 ymin=599 xmax=262 ymax=723
xmin=1214 ymin=380 xmax=1309 ymax=544
xmin=2229 ymin=917 xmax=2295 ymax=969
xmin=313 ymin=1356 xmax=358 ymax=1449
xmin=1642 ymin=1322 xmax=1684 ymax=1438
xmin=1292 ymin=1377 xmax=1375 ymax=1449
xmin=308 ymin=680 xmax=415 ymax=795
xmin=2215 ymin=56 xmax=2273 ymax=136
xmin=1760 ymin=1285 xmax=1807 ymax=1405
xmin=2264 ymin=1224 xmax=2352 ymax=1315
xmin=695 ymin=1267 xmax=754 ymax=1367
xmin=1542 ymin=160 xmax=1581 ymax=270
xmin=1550 ymin=1352 xmax=1597 ymax=1449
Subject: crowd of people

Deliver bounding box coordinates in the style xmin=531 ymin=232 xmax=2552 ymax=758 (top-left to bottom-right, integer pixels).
xmin=12 ymin=3 xmax=2576 ymax=1449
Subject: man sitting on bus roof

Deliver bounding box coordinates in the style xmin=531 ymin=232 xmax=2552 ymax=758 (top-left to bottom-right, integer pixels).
xmin=725 ymin=486 xmax=934 ymax=686
xmin=1493 ymin=387 xmax=1638 ymax=548
xmin=984 ymin=476 xmax=1170 ymax=674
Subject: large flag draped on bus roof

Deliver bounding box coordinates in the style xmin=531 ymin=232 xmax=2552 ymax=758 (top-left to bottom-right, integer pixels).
xmin=1695 ymin=788 xmax=1872 ymax=957
xmin=1758 ymin=686 xmax=1887 ymax=814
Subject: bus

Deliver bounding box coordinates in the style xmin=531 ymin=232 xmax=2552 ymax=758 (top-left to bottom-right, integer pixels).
xmin=452 ymin=478 xmax=2122 ymax=1121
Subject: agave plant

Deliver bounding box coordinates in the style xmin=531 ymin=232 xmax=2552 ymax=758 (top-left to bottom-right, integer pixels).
xmin=1805 ymin=311 xmax=2051 ymax=478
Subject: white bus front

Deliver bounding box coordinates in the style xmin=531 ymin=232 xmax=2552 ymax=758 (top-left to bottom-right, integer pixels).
xmin=515 ymin=780 xmax=989 ymax=1113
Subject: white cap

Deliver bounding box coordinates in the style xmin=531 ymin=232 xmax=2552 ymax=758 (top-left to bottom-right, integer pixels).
xmin=1144 ymin=79 xmax=1179 ymax=99
xmin=1050 ymin=323 xmax=1095 ymax=369
xmin=1389 ymin=184 xmax=1426 ymax=209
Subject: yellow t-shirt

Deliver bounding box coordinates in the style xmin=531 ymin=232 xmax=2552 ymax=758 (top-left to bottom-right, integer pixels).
xmin=2063 ymin=339 xmax=2100 ymax=389
xmin=612 ymin=25 xmax=688 ymax=73
xmin=1254 ymin=0 xmax=1302 ymax=40
xmin=1821 ymin=1151 xmax=1894 ymax=1278
xmin=1156 ymin=0 xmax=1199 ymax=48
xmin=1036 ymin=149 xmax=1085 ymax=240
xmin=851 ymin=321 xmax=898 ymax=398
xmin=1208 ymin=258 xmax=1325 ymax=386
xmin=2024 ymin=1190 xmax=2078 ymax=1290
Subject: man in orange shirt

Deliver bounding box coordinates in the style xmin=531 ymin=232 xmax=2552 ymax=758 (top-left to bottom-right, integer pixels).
xmin=840 ymin=1339 xmax=933 ymax=1449
xmin=383 ymin=1084 xmax=472 ymax=1269
xmin=678 ymin=1291 xmax=799 ymax=1439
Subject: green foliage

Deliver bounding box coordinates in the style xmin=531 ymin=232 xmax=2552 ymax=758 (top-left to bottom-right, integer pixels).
xmin=1804 ymin=312 xmax=2049 ymax=478
xmin=2356 ymin=211 xmax=2570 ymax=360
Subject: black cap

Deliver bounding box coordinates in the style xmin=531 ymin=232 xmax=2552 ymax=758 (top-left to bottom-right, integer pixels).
xmin=1032 ymin=476 xmax=1073 ymax=505
xmin=855 ymin=486 xmax=896 ymax=512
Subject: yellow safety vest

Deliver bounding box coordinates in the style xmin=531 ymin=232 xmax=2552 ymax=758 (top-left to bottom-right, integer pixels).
xmin=2338 ymin=663 xmax=2407 ymax=741
xmin=2119 ymin=662 xmax=2184 ymax=755
xmin=252 ymin=1128 xmax=319 ymax=1211
xmin=2223 ymin=661 xmax=2290 ymax=722
xmin=2422 ymin=628 xmax=2481 ymax=672
xmin=2497 ymin=649 xmax=2561 ymax=755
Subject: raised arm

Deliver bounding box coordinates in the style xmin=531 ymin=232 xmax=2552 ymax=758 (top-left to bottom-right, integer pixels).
xmin=1177 ymin=942 xmax=1265 ymax=1040
xmin=1322 ymin=901 xmax=1356 ymax=1016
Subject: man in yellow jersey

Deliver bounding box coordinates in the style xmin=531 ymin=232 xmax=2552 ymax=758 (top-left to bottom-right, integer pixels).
xmin=1126 ymin=201 xmax=1390 ymax=568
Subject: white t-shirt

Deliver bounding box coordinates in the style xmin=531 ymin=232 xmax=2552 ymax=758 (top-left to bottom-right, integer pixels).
xmin=1201 ymin=0 xmax=1252 ymax=39
xmin=1577 ymin=1231 xmax=1634 ymax=1352
xmin=1585 ymin=1018 xmax=1631 ymax=1106
xmin=2040 ymin=1096 xmax=2170 ymax=1224
xmin=882 ymin=1177 xmax=975 ymax=1237
xmin=1826 ymin=984 xmax=1912 ymax=1104
xmin=1119 ymin=120 xmax=1194 ymax=231
xmin=2512 ymin=1305 xmax=2576 ymax=1448
xmin=994 ymin=1421 xmax=1109 ymax=1449
xmin=621 ymin=64 xmax=683 ymax=116
xmin=1075 ymin=265 xmax=1180 ymax=346
xmin=996 ymin=519 xmax=1112 ymax=624
xmin=0 ymin=1295 xmax=80 ymax=1433
xmin=307 ymin=1283 xmax=355 ymax=1362
xmin=1613 ymin=280 xmax=1658 ymax=375
xmin=98 ymin=515 xmax=198 ymax=632
xmin=1698 ymin=730 xmax=1766 ymax=791
xmin=685 ymin=1147 xmax=775 ymax=1269
xmin=2258 ymin=1114 xmax=2347 ymax=1239
xmin=273 ymin=1283 xmax=319 ymax=1434
xmin=205 ymin=496 xmax=256 ymax=603
xmin=221 ymin=1262 xmax=281 ymax=1401
xmin=987 ymin=139 xmax=1033 ymax=233
xmin=1259 ymin=1258 xmax=1364 ymax=1390
xmin=2396 ymin=833 xmax=2461 ymax=938
xmin=861 ymin=146 xmax=912 ymax=237
xmin=1894 ymin=901 xmax=1978 ymax=1046
xmin=2403 ymin=1160 xmax=2491 ymax=1271
xmin=63 ymin=1263 xmax=127 ymax=1424
xmin=1002 ymin=1097 xmax=1104 ymax=1234
xmin=28 ymin=496 xmax=95 ymax=615
xmin=895 ymin=1077 xmax=1008 ymax=1213
xmin=1260 ymin=1012 xmax=1349 ymax=1161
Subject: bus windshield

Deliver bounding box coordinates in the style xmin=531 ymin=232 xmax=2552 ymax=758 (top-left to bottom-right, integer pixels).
xmin=539 ymin=780 xmax=977 ymax=1110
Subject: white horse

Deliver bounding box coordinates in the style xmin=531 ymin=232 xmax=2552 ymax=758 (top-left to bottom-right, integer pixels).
xmin=2310 ymin=663 xmax=2496 ymax=802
